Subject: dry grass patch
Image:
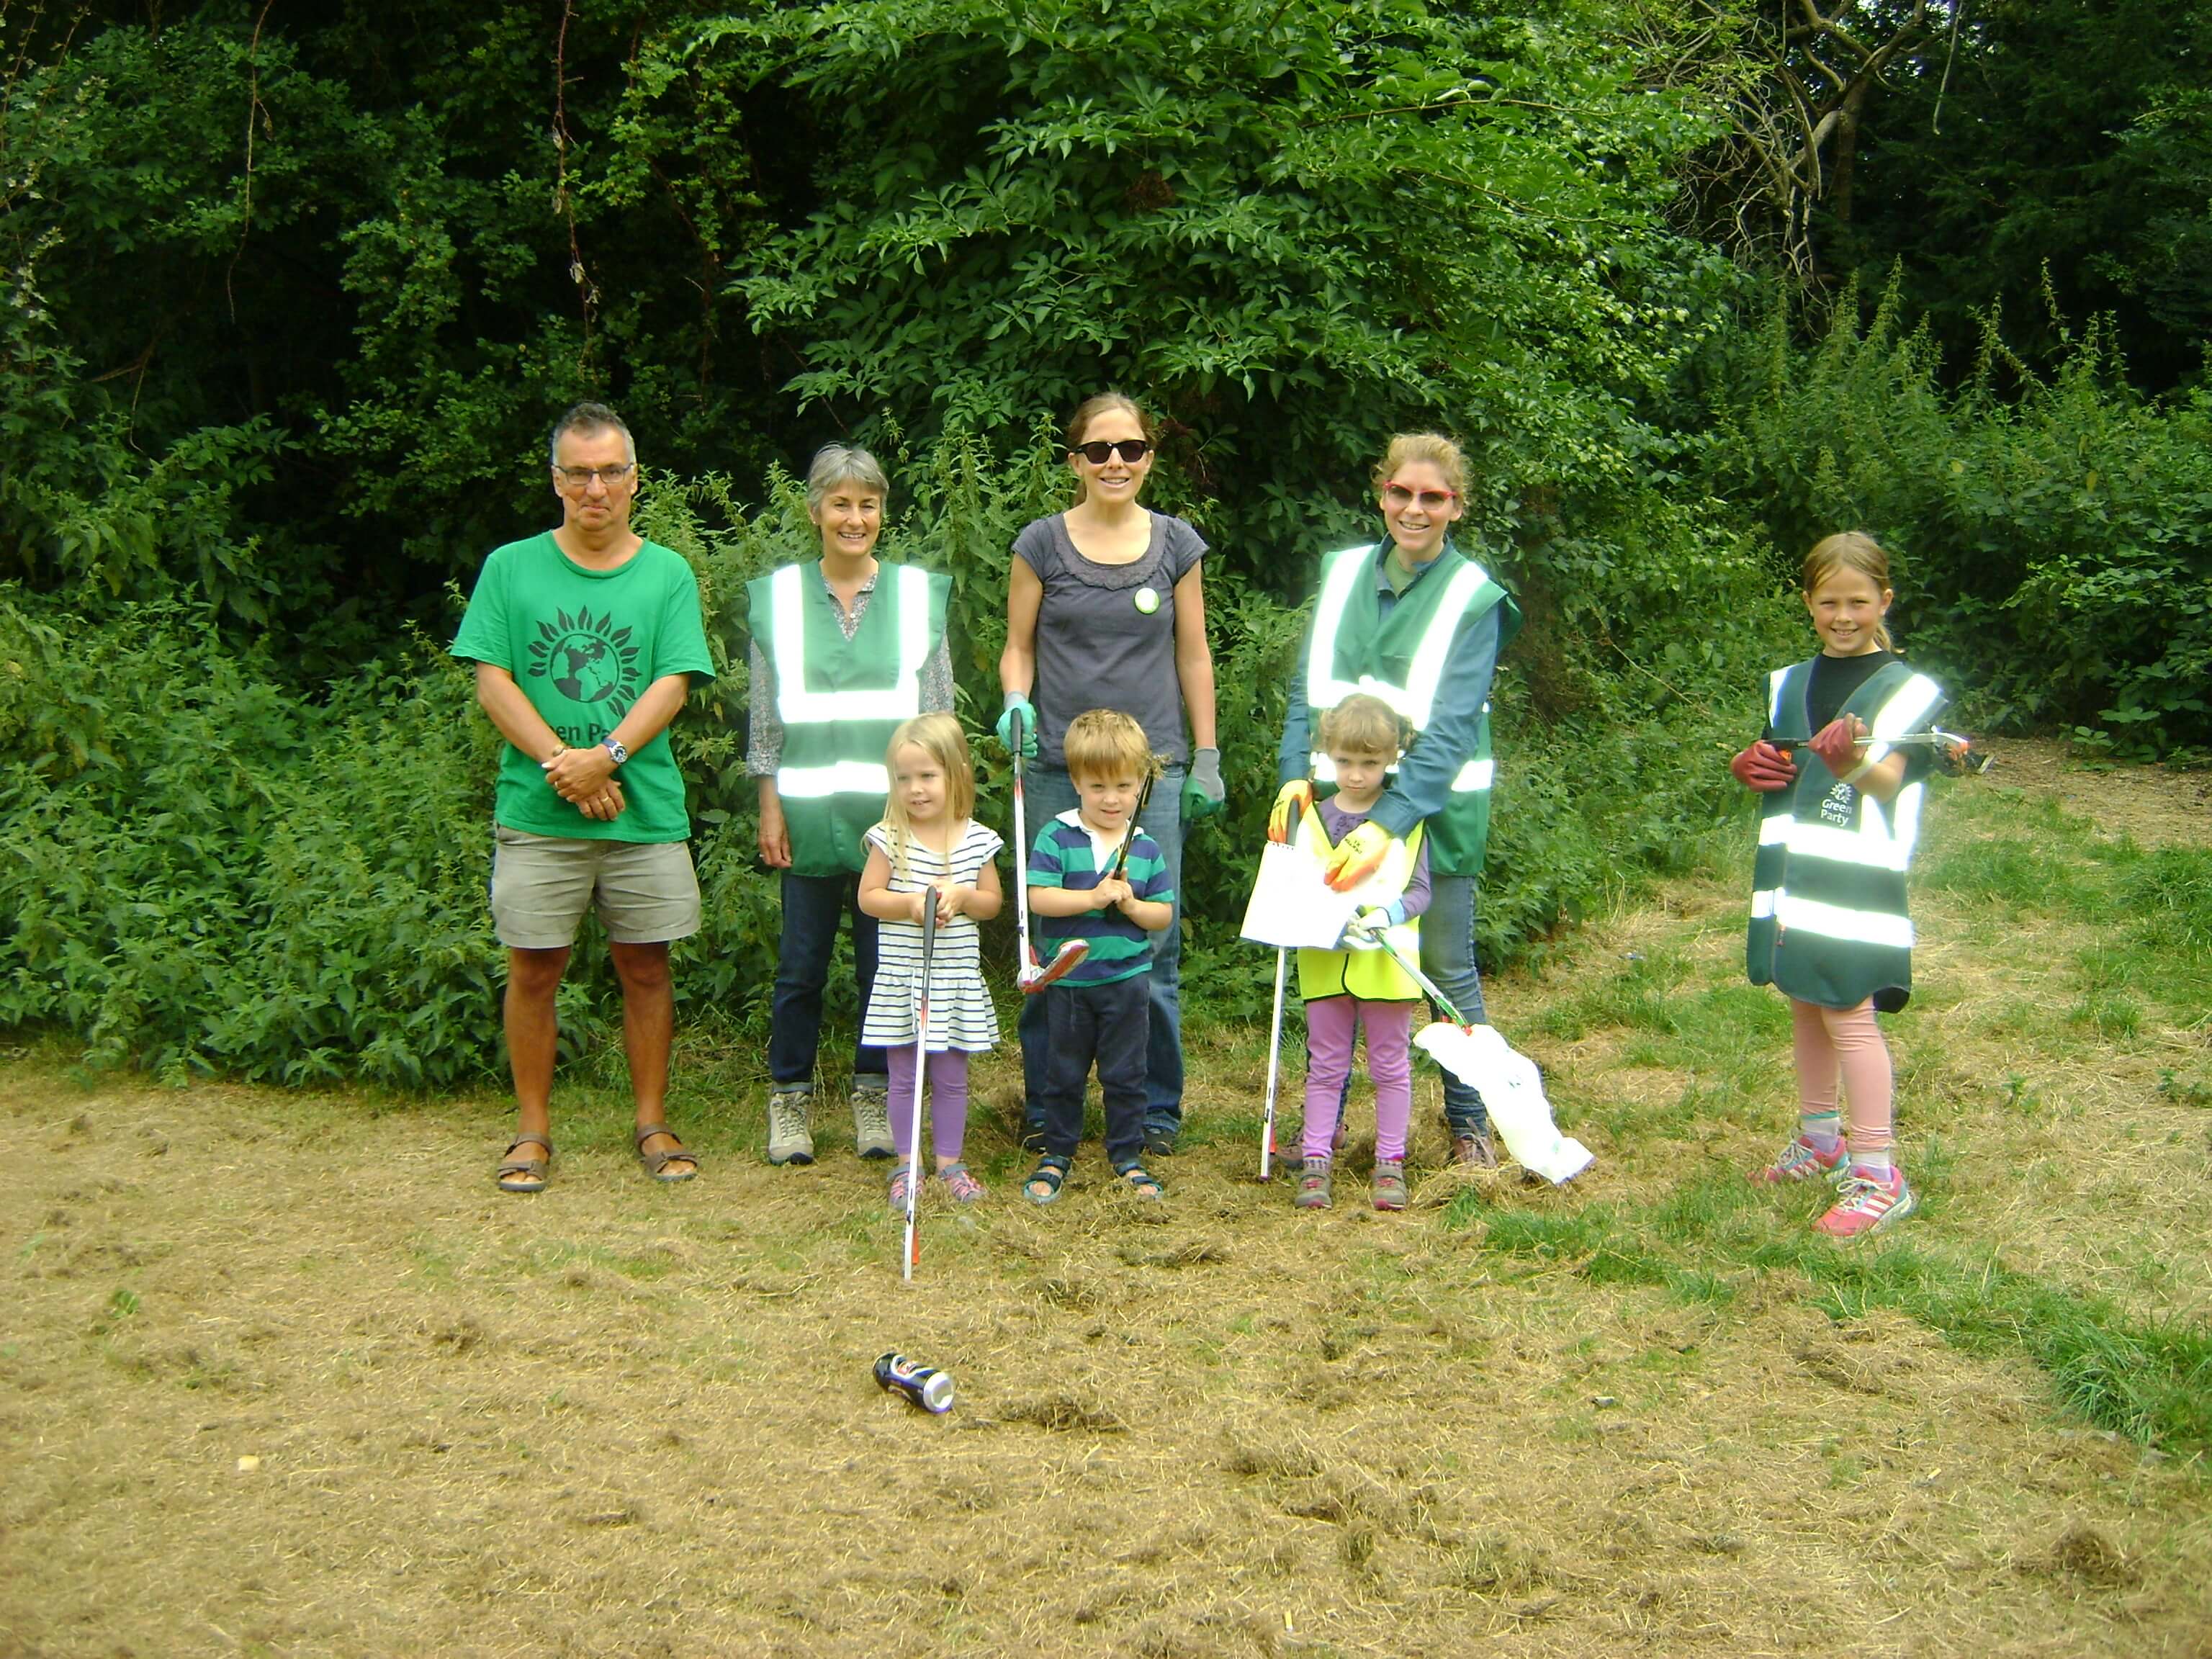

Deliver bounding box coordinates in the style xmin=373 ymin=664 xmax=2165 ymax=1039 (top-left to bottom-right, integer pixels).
xmin=4 ymin=739 xmax=2212 ymax=1656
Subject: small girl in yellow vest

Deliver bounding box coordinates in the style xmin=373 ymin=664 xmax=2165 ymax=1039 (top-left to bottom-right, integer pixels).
xmin=1293 ymin=694 xmax=1431 ymax=1211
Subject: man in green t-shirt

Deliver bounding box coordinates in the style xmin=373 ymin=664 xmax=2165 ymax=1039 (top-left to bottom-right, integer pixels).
xmin=450 ymin=403 xmax=715 ymax=1194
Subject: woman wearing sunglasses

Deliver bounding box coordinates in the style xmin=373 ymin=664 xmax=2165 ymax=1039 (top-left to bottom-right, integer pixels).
xmin=1267 ymin=432 xmax=1523 ymax=1168
xmin=997 ymin=392 xmax=1220 ymax=1158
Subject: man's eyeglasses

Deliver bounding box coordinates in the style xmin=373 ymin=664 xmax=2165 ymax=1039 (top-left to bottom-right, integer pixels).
xmin=1070 ymin=439 xmax=1151 ymax=465
xmin=552 ymin=462 xmax=637 ymax=489
xmin=1382 ymin=481 xmax=1456 ymax=511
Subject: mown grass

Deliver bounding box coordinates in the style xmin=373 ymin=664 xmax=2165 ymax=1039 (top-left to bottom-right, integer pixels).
xmin=1455 ymin=771 xmax=2212 ymax=1462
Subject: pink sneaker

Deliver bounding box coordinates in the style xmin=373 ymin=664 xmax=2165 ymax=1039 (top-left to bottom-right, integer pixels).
xmin=1815 ymin=1169 xmax=1916 ymax=1239
xmin=1752 ymin=1134 xmax=1847 ymax=1184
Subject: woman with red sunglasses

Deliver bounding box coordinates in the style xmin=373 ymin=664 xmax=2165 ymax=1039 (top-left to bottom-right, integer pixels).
xmin=1268 ymin=432 xmax=1523 ymax=1168
xmin=997 ymin=392 xmax=1220 ymax=1159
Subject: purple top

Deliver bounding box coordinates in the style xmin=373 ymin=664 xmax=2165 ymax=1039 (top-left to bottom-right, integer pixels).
xmin=1318 ymin=797 xmax=1431 ymax=924
xmin=1013 ymin=510 xmax=1206 ymax=768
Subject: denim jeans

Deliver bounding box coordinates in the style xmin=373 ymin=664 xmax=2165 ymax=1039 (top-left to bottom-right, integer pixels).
xmin=768 ymin=868 xmax=887 ymax=1089
xmin=1038 ymin=974 xmax=1149 ymax=1166
xmin=1017 ymin=762 xmax=1187 ymax=1140
xmin=1421 ymin=871 xmax=1490 ymax=1134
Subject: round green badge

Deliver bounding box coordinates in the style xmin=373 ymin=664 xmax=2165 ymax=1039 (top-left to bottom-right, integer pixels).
xmin=1134 ymin=586 xmax=1160 ymax=614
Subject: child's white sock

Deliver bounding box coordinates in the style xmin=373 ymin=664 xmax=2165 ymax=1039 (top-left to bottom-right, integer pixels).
xmin=1849 ymin=1146 xmax=1894 ymax=1178
xmin=1799 ymin=1110 xmax=1843 ymax=1149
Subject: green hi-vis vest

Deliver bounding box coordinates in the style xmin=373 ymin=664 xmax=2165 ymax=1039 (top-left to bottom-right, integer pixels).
xmin=1303 ymin=543 xmax=1522 ymax=876
xmin=1747 ymin=657 xmax=1944 ymax=1012
xmin=745 ymin=562 xmax=950 ymax=878
xmin=1295 ymin=815 xmax=1425 ymax=1002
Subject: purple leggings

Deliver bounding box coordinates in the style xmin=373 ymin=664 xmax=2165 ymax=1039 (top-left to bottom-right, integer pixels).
xmin=1302 ymin=997 xmax=1414 ymax=1161
xmin=885 ymin=1046 xmax=971 ymax=1164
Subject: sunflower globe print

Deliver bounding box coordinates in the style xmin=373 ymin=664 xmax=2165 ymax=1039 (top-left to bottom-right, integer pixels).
xmin=529 ymin=609 xmax=643 ymax=723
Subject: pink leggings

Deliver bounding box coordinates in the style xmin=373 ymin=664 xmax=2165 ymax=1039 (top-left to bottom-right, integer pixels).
xmin=1790 ymin=997 xmax=1893 ymax=1152
xmin=1303 ymin=997 xmax=1414 ymax=1162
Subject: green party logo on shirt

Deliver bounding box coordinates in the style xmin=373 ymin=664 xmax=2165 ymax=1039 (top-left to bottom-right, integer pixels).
xmin=528 ymin=608 xmax=643 ymax=719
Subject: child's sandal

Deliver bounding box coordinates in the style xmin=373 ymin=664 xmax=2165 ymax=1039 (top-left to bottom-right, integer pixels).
xmin=1023 ymin=1155 xmax=1071 ymax=1205
xmin=940 ymin=1162 xmax=986 ymax=1204
xmin=1114 ymin=1161 xmax=1165 ymax=1200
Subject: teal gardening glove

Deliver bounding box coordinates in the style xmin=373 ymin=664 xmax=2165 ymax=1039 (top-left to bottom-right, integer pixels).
xmin=995 ymin=691 xmax=1039 ymax=759
xmin=1182 ymin=747 xmax=1224 ymax=821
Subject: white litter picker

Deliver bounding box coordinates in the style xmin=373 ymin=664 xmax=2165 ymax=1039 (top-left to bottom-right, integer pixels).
xmin=1344 ymin=918 xmax=1596 ymax=1186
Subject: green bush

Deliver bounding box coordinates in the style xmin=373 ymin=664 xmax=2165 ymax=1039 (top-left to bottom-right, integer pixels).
xmin=1708 ymin=279 xmax=2212 ymax=754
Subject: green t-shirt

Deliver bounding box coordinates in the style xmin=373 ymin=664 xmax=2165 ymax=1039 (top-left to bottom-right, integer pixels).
xmin=450 ymin=532 xmax=714 ymax=842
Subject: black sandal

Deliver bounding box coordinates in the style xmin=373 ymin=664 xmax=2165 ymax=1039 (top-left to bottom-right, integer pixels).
xmin=1023 ymin=1154 xmax=1071 ymax=1205
xmin=1114 ymin=1161 xmax=1165 ymax=1200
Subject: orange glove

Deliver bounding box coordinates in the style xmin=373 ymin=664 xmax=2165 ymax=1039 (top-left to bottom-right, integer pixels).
xmin=1323 ymin=821 xmax=1392 ymax=891
xmin=1267 ymin=779 xmax=1313 ymax=843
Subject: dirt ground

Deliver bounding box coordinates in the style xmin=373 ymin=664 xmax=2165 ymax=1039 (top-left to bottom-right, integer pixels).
xmin=4 ymin=739 xmax=2211 ymax=1658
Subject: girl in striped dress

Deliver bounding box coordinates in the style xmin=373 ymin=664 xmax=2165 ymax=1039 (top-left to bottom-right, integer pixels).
xmin=858 ymin=714 xmax=1004 ymax=1208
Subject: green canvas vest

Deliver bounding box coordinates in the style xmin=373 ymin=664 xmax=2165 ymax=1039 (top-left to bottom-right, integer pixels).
xmin=1303 ymin=542 xmax=1522 ymax=876
xmin=1294 ymin=815 xmax=1426 ymax=1002
xmin=745 ymin=562 xmax=950 ymax=877
xmin=1746 ymin=657 xmax=1945 ymax=1011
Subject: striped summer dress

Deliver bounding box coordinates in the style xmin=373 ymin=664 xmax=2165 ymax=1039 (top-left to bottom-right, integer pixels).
xmin=860 ymin=819 xmax=1003 ymax=1051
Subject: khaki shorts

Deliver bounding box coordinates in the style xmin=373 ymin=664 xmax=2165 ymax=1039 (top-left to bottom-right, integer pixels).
xmin=490 ymin=827 xmax=702 ymax=950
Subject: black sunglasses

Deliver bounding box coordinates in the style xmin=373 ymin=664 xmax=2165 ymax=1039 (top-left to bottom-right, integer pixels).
xmin=1070 ymin=439 xmax=1151 ymax=464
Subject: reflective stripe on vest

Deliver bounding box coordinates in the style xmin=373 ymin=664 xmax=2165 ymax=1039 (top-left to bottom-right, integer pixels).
xmin=1306 ymin=549 xmax=1493 ymax=729
xmin=775 ymin=759 xmax=894 ymax=799
xmin=769 ymin=562 xmax=931 ymax=724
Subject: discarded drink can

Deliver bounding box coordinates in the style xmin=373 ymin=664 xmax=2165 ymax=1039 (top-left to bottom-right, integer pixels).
xmin=873 ymin=1352 xmax=954 ymax=1413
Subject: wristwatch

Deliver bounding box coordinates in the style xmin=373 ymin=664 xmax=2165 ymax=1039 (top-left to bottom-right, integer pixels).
xmin=600 ymin=737 xmax=629 ymax=766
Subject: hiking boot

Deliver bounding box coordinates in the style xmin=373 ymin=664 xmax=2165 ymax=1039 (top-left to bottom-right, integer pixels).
xmin=1371 ymin=1158 xmax=1408 ymax=1212
xmin=1449 ymin=1128 xmax=1497 ymax=1169
xmin=851 ymin=1081 xmax=895 ymax=1160
xmin=1143 ymin=1126 xmax=1179 ymax=1159
xmin=1294 ymin=1155 xmax=1333 ymax=1210
xmin=1814 ymin=1169 xmax=1917 ymax=1240
xmin=765 ymin=1087 xmax=815 ymax=1166
xmin=1752 ymin=1133 xmax=1848 ymax=1184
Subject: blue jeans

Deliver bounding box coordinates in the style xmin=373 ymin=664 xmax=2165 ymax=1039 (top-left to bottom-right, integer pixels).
xmin=768 ymin=869 xmax=887 ymax=1089
xmin=1017 ymin=762 xmax=1187 ymax=1141
xmin=1421 ymin=872 xmax=1490 ymax=1134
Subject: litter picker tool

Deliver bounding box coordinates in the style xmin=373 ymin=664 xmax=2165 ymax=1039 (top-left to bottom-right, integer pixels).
xmin=1877 ymin=727 xmax=1990 ymax=776
xmin=1107 ymin=766 xmax=1159 ymax=883
xmin=1257 ymin=792 xmax=1303 ymax=1183
xmin=1008 ymin=706 xmax=1087 ymax=992
xmin=1340 ymin=917 xmax=1596 ymax=1185
xmin=901 ymin=899 xmax=938 ymax=1282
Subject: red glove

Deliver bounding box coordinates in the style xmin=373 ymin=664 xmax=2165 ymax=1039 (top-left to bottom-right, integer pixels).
xmin=1730 ymin=741 xmax=1798 ymax=792
xmin=1806 ymin=716 xmax=1867 ymax=775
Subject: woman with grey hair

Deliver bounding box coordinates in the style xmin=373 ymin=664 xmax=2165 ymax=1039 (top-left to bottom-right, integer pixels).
xmin=745 ymin=445 xmax=955 ymax=1167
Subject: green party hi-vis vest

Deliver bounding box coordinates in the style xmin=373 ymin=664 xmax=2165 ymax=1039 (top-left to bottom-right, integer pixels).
xmin=1303 ymin=543 xmax=1522 ymax=876
xmin=746 ymin=562 xmax=950 ymax=878
xmin=1746 ymin=657 xmax=1944 ymax=1012
xmin=1294 ymin=814 xmax=1426 ymax=1002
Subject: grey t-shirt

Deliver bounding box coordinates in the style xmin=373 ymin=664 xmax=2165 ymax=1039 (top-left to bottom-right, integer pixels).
xmin=1013 ymin=510 xmax=1207 ymax=767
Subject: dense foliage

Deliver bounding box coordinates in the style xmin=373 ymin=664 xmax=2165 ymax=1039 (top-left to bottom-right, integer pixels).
xmin=2 ymin=0 xmax=2206 ymax=1082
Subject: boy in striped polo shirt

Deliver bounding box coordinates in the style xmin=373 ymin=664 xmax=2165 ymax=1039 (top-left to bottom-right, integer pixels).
xmin=1021 ymin=711 xmax=1175 ymax=1203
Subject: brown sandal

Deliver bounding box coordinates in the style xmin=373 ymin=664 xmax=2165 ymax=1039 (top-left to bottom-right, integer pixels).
xmin=495 ymin=1133 xmax=552 ymax=1194
xmin=634 ymin=1123 xmax=698 ymax=1183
